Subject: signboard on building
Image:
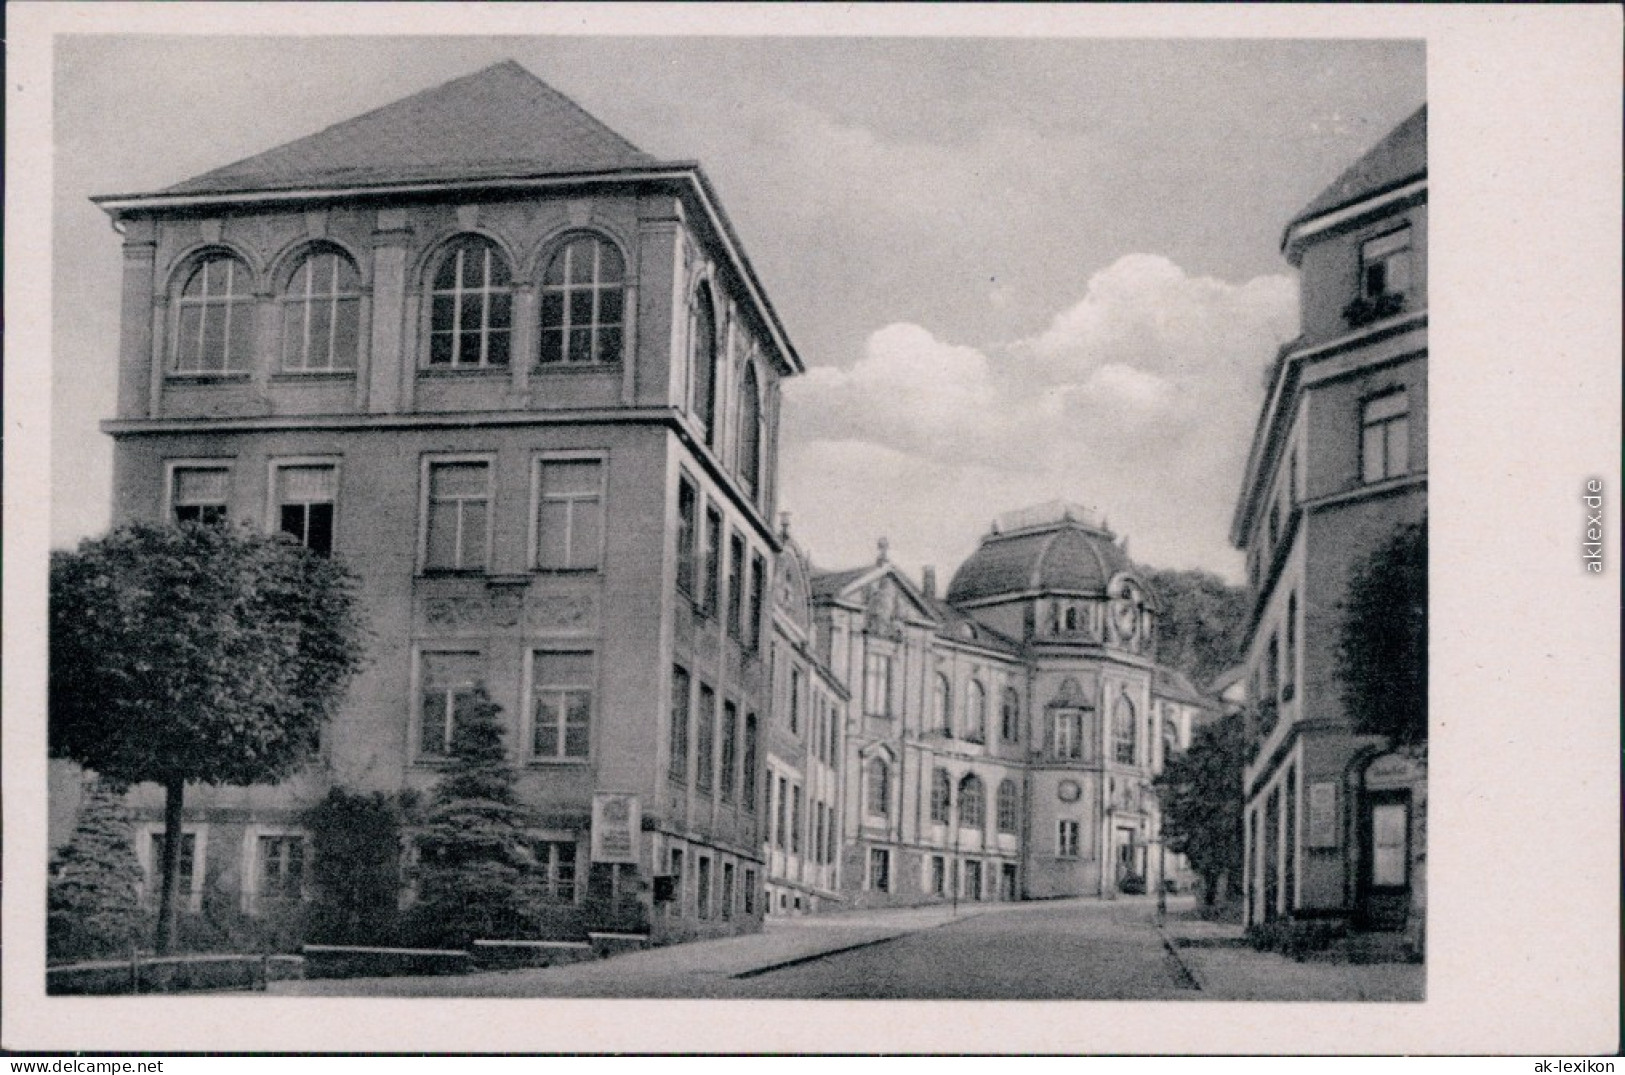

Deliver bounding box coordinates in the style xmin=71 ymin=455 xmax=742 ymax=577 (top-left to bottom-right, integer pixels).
xmin=1364 ymin=752 xmax=1423 ymax=790
xmin=1307 ymin=781 xmax=1338 ymax=848
xmin=591 ymin=793 xmax=640 ymax=864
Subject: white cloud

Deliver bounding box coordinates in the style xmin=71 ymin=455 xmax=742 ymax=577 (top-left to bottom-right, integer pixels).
xmin=780 ymin=254 xmax=1299 ymax=578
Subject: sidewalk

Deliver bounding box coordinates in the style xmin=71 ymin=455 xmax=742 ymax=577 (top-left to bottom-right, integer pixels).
xmin=271 ymin=899 xmax=1013 ymax=998
xmin=1156 ymin=898 xmax=1424 ymax=1001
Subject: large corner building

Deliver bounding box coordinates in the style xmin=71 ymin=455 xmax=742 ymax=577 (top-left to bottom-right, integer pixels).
xmin=84 ymin=61 xmax=799 ymax=943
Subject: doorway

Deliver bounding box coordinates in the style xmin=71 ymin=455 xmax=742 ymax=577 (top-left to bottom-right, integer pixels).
xmin=1359 ymin=791 xmax=1411 ymax=930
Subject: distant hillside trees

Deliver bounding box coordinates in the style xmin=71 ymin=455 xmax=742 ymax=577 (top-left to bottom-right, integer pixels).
xmin=1143 ymin=567 xmax=1248 ymax=688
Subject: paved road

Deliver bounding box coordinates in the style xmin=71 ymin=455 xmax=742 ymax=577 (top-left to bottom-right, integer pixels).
xmin=275 ymin=897 xmax=1196 ymax=999
xmin=735 ymin=898 xmax=1197 ymax=1000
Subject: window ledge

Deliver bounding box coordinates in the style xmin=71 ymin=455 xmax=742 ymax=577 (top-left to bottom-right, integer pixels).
xmin=416 ymin=569 xmax=490 ymax=579
xmin=532 ymin=363 xmax=623 ymax=376
xmin=526 ymin=758 xmax=590 ymax=768
xmin=271 ymin=370 xmax=356 ymax=381
xmin=533 ymin=566 xmax=600 ymax=576
xmin=166 ymin=372 xmax=251 ymax=383
xmin=417 ymin=366 xmax=512 ymax=378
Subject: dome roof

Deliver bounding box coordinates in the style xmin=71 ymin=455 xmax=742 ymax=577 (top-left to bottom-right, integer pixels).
xmin=946 ymin=505 xmax=1135 ymax=604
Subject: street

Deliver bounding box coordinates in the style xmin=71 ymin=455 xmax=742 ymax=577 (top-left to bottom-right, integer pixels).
xmin=273 ymin=897 xmax=1200 ymax=1000
xmin=735 ymin=899 xmax=1196 ymax=1000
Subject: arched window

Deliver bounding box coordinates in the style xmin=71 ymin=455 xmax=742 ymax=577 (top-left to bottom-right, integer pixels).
xmin=930 ymin=768 xmax=952 ymax=824
xmin=867 ymin=758 xmax=890 ymax=818
xmin=996 ymin=779 xmax=1019 ymax=834
xmin=281 ymin=249 xmax=361 ymax=372
xmin=934 ymin=673 xmax=953 ymax=738
xmin=174 ymin=252 xmax=254 ymax=373
xmin=690 ymin=285 xmax=718 ymax=442
xmin=1001 ymin=687 xmax=1020 ymax=742
xmin=539 ymin=234 xmax=624 ymax=366
xmin=957 ymin=774 xmax=985 ymax=830
xmin=737 ymin=362 xmax=762 ymax=497
xmin=964 ymin=681 xmax=987 ymax=744
xmin=428 ymin=236 xmax=511 ymax=368
xmin=1113 ymin=696 xmax=1137 ymax=765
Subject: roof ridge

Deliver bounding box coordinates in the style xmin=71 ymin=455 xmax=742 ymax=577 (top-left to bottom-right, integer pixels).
xmin=1028 ymin=529 xmax=1063 ymax=591
xmin=158 ymin=59 xmax=655 ymax=198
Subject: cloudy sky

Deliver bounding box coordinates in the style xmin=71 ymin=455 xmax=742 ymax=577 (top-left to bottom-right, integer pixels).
xmin=49 ymin=32 xmax=1425 ymax=582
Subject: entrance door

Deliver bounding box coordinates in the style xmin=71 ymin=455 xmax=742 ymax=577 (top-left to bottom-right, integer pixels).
xmin=1000 ymin=863 xmax=1018 ymax=901
xmin=1360 ymin=792 xmax=1411 ymax=930
xmin=1114 ymin=827 xmax=1137 ymax=889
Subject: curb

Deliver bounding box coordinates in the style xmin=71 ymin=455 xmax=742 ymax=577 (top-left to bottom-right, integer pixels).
xmin=731 ymin=933 xmax=904 ymax=979
xmin=1156 ymin=926 xmax=1206 ymax=992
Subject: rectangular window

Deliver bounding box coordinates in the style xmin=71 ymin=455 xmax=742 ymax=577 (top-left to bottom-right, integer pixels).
xmin=696 ymin=856 xmax=712 ymax=919
xmin=868 ymin=847 xmax=890 ymax=892
xmin=255 ymin=834 xmax=306 ymax=901
xmin=964 ymin=859 xmax=983 ymax=900
xmin=719 ymin=701 xmax=739 ymax=804
xmin=1361 ymin=228 xmax=1412 ymax=299
xmin=743 ymin=868 xmax=756 ymax=915
xmin=418 ymin=651 xmax=484 ymax=758
xmin=669 ymin=848 xmax=684 ymax=917
xmin=1058 ymin=820 xmax=1081 ymax=859
xmin=535 ymin=458 xmax=603 ymax=570
xmin=272 ymin=463 xmax=336 ymax=555
xmin=676 ymin=477 xmax=697 ymax=597
xmin=530 ymin=651 xmax=593 ymax=761
xmin=695 ymin=683 xmax=716 ymax=794
xmin=791 ymin=785 xmax=804 ymax=854
xmin=1282 ymin=593 xmax=1298 ymax=701
xmin=789 ymin=668 xmax=802 ymax=735
xmin=775 ymin=775 xmax=788 ymax=850
xmin=423 ymin=459 xmax=490 ymax=572
xmin=727 ymin=531 xmax=745 ymax=639
xmin=1053 ymin=710 xmax=1083 ymax=760
xmin=814 ymin=803 xmax=826 ymax=865
xmin=863 ymin=653 xmax=894 ymax=717
xmin=930 ymin=854 xmax=946 ymax=896
xmin=169 ymin=464 xmax=229 ymax=526
xmin=748 ymin=552 xmax=767 ymax=652
xmin=534 ymin=840 xmax=578 ymax=902
xmin=742 ymin=713 xmax=759 ymax=812
xmin=721 ymin=862 xmax=735 ymax=920
xmin=1372 ymin=803 xmax=1409 ymax=887
xmin=147 ymin=831 xmax=200 ymax=908
xmin=668 ymin=665 xmax=690 ymax=783
xmin=1361 ymin=391 xmax=1410 ymax=484
xmin=702 ymin=504 xmax=723 ymax=615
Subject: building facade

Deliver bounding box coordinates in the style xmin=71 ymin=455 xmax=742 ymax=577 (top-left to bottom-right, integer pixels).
xmin=75 ymin=61 xmax=807 ymax=943
xmin=1231 ymin=106 xmax=1427 ymax=932
xmin=809 ymin=503 xmax=1218 ymax=909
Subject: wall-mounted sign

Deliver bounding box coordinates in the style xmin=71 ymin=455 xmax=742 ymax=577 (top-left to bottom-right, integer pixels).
xmin=1057 ymin=779 xmax=1082 ymax=803
xmin=591 ymin=792 xmax=640 ymax=864
xmin=1307 ymin=782 xmax=1338 ymax=848
xmin=1365 ymin=752 xmax=1423 ymax=790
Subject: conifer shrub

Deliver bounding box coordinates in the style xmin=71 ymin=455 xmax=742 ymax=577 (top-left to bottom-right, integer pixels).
xmin=48 ymin=777 xmax=145 ymax=962
xmin=406 ymin=692 xmax=549 ymax=947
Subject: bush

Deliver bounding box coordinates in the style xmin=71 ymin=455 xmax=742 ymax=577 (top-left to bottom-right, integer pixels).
xmin=1118 ymin=873 xmax=1147 ymax=895
xmin=1246 ymin=917 xmax=1349 ymax=960
xmin=304 ymin=788 xmax=412 ymax=945
xmin=48 ymin=777 xmax=145 ymax=962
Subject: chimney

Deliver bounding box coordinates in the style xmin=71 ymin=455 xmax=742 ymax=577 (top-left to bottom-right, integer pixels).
xmin=922 ymin=566 xmax=937 ymax=599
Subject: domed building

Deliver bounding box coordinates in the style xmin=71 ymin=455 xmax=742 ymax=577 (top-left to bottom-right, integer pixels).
xmin=800 ymin=501 xmax=1219 ymax=908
